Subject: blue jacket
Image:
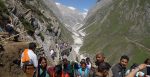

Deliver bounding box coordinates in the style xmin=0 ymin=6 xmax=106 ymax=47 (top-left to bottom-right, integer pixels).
xmin=78 ymin=67 xmax=89 ymax=77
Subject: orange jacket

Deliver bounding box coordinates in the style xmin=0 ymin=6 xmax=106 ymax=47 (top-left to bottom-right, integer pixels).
xmin=21 ymin=49 xmax=30 ymax=63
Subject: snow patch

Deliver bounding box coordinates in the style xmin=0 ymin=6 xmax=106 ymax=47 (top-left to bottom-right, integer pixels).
xmin=82 ymin=12 xmax=87 ymax=18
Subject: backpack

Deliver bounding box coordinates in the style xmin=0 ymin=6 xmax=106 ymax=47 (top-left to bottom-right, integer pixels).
xmin=21 ymin=49 xmax=30 ymax=63
xmin=21 ymin=49 xmax=32 ymax=72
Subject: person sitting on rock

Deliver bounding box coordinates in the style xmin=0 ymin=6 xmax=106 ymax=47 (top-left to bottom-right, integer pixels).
xmin=5 ymin=20 xmax=14 ymax=35
xmin=30 ymin=15 xmax=38 ymax=29
xmin=5 ymin=19 xmax=19 ymax=41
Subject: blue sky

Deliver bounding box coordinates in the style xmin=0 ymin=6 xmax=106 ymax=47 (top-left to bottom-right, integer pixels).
xmin=56 ymin=0 xmax=97 ymax=12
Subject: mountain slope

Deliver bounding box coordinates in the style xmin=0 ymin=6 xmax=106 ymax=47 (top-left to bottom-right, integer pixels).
xmin=0 ymin=0 xmax=73 ymax=76
xmin=56 ymin=3 xmax=85 ymax=30
xmin=56 ymin=3 xmax=86 ymax=60
xmin=38 ymin=0 xmax=73 ymax=42
xmin=81 ymin=0 xmax=150 ymax=64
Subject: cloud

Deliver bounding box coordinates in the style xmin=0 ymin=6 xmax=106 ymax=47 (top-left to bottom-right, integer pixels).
xmin=84 ymin=9 xmax=88 ymax=12
xmin=68 ymin=6 xmax=76 ymax=10
xmin=56 ymin=2 xmax=76 ymax=11
xmin=55 ymin=2 xmax=61 ymax=6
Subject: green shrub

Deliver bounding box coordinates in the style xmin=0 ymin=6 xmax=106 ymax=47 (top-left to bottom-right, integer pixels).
xmin=20 ymin=17 xmax=35 ymax=38
xmin=0 ymin=0 xmax=8 ymax=14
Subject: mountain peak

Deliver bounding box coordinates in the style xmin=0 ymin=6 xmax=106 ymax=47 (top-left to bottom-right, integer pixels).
xmin=55 ymin=2 xmax=85 ymax=27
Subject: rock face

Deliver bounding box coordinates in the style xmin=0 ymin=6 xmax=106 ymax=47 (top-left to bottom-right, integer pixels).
xmin=81 ymin=0 xmax=150 ymax=64
xmin=41 ymin=0 xmax=62 ymax=20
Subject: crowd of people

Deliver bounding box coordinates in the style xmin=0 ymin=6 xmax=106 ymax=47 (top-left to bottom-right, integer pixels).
xmin=59 ymin=42 xmax=72 ymax=57
xmin=47 ymin=41 xmax=72 ymax=61
xmin=20 ymin=42 xmax=150 ymax=77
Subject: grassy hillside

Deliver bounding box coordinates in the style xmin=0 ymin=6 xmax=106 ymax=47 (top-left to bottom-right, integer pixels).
xmin=59 ymin=22 xmax=73 ymax=43
xmin=81 ymin=0 xmax=150 ymax=65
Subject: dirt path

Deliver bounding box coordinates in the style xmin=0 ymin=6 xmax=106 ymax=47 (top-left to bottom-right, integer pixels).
xmin=125 ymin=36 xmax=150 ymax=51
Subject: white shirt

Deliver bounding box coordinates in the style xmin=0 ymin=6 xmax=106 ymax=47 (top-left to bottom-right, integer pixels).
xmin=7 ymin=23 xmax=14 ymax=27
xmin=87 ymin=63 xmax=92 ymax=69
xmin=21 ymin=49 xmax=38 ymax=68
xmin=50 ymin=49 xmax=54 ymax=56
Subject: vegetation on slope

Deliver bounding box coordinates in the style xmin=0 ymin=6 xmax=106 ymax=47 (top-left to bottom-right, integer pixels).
xmin=81 ymin=0 xmax=150 ymax=65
